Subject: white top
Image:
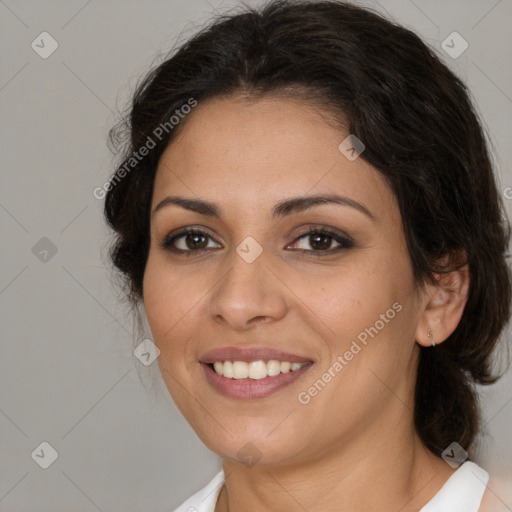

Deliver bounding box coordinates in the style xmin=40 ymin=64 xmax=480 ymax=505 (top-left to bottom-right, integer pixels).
xmin=172 ymin=461 xmax=489 ymax=512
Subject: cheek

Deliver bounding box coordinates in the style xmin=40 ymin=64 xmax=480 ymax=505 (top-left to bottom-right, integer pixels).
xmin=293 ymin=255 xmax=403 ymax=336
xmin=295 ymin=250 xmax=416 ymax=381
xmin=142 ymin=254 xmax=198 ymax=357
xmin=142 ymin=255 xmax=207 ymax=413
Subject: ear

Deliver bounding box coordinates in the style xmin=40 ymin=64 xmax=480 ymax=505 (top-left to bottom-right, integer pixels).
xmin=415 ymin=251 xmax=470 ymax=347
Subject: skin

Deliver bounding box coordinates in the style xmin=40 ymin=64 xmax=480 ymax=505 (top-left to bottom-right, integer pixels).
xmin=142 ymin=95 xmax=471 ymax=511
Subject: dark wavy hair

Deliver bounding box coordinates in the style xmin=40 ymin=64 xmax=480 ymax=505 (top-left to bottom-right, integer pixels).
xmin=104 ymin=0 xmax=511 ymax=458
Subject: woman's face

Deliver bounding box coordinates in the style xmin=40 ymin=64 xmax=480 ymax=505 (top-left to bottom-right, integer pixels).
xmin=143 ymin=95 xmax=425 ymax=466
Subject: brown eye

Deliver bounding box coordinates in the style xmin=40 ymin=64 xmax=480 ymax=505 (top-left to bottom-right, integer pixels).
xmin=309 ymin=233 xmax=333 ymax=250
xmin=184 ymin=233 xmax=208 ymax=250
xmin=160 ymin=228 xmax=221 ymax=254
xmin=288 ymin=227 xmax=354 ymax=254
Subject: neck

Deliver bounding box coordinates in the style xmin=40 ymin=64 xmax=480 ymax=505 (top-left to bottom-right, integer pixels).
xmin=215 ymin=418 xmax=455 ymax=512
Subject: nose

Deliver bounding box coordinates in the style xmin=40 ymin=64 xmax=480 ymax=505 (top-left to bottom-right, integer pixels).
xmin=208 ymin=248 xmax=288 ymax=331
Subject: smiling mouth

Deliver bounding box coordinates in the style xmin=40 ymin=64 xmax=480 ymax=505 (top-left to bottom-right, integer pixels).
xmin=199 ymin=346 xmax=314 ymax=398
xmin=202 ymin=359 xmax=313 ymax=399
xmin=206 ymin=360 xmax=311 ymax=379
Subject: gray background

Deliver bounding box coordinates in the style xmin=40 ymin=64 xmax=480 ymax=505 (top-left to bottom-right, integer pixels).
xmin=1 ymin=0 xmax=511 ymax=510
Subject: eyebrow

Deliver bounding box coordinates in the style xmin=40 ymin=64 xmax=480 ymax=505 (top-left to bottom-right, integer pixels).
xmin=152 ymin=193 xmax=375 ymax=221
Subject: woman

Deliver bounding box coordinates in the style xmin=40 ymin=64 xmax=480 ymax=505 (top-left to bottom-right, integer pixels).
xmin=103 ymin=1 xmax=511 ymax=510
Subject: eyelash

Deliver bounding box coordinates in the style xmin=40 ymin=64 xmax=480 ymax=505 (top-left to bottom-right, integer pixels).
xmin=159 ymin=226 xmax=354 ymax=257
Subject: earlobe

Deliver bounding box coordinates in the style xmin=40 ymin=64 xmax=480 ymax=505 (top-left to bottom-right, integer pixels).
xmin=426 ymin=329 xmax=435 ymax=347
xmin=415 ymin=254 xmax=470 ymax=348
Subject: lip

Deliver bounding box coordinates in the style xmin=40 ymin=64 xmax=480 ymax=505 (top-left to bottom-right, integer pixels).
xmin=201 ymin=361 xmax=313 ymax=399
xmin=199 ymin=346 xmax=313 ymax=364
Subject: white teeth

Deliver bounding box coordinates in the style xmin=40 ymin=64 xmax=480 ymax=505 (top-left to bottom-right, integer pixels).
xmin=223 ymin=361 xmax=233 ymax=378
xmin=210 ymin=359 xmax=309 ymax=379
xmin=249 ymin=361 xmax=268 ymax=380
xmin=267 ymin=360 xmax=281 ymax=377
xmin=232 ymin=361 xmax=249 ymax=379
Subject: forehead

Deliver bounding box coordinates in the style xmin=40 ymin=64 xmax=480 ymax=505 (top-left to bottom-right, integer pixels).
xmin=152 ymin=95 xmax=398 ymax=221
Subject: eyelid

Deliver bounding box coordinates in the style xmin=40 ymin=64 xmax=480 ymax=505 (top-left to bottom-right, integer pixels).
xmin=290 ymin=225 xmax=354 ymax=245
xmin=287 ymin=226 xmax=354 ymax=254
xmin=159 ymin=224 xmax=354 ymax=254
xmin=159 ymin=226 xmax=221 ymax=252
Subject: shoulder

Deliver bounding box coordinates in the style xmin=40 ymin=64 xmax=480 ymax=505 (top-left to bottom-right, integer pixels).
xmin=420 ymin=461 xmax=491 ymax=511
xmin=172 ymin=470 xmax=225 ymax=512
